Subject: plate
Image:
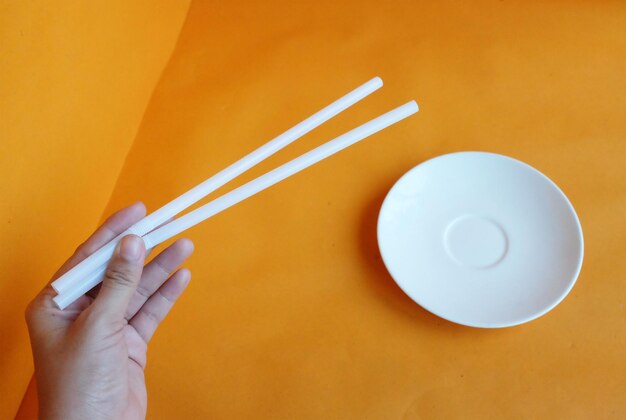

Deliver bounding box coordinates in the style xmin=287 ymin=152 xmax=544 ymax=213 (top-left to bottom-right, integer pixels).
xmin=377 ymin=152 xmax=584 ymax=328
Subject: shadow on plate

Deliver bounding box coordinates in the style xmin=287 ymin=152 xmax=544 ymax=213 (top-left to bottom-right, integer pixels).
xmin=357 ymin=176 xmax=517 ymax=336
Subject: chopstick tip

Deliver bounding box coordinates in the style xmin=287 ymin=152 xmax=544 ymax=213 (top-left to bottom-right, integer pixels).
xmin=404 ymin=100 xmax=419 ymax=114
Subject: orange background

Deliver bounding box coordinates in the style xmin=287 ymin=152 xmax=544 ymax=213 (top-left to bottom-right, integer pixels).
xmin=3 ymin=0 xmax=626 ymax=418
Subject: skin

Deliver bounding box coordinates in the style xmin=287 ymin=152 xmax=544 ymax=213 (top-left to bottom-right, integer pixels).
xmin=25 ymin=202 xmax=194 ymax=420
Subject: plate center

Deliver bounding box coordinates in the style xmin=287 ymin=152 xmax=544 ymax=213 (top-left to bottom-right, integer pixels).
xmin=444 ymin=215 xmax=508 ymax=269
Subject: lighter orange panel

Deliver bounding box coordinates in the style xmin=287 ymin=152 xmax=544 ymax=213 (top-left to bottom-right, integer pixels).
xmin=1 ymin=1 xmax=191 ymax=418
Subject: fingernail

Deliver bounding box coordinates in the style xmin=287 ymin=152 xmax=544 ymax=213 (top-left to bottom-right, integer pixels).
xmin=119 ymin=235 xmax=143 ymax=261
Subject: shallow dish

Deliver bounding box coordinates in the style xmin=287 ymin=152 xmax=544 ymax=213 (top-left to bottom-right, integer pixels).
xmin=377 ymin=152 xmax=584 ymax=328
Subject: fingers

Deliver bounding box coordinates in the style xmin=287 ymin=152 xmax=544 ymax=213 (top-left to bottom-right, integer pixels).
xmin=125 ymin=239 xmax=194 ymax=320
xmin=91 ymin=235 xmax=146 ymax=321
xmin=130 ymin=268 xmax=191 ymax=343
xmin=51 ymin=201 xmax=146 ymax=282
xmin=85 ymin=247 xmax=156 ymax=301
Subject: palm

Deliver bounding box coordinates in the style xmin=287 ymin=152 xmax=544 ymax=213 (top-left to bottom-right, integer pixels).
xmin=45 ymin=297 xmax=150 ymax=419
xmin=70 ymin=320 xmax=150 ymax=419
xmin=123 ymin=325 xmax=149 ymax=419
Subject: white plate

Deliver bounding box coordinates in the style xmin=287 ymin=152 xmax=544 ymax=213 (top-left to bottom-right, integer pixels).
xmin=377 ymin=152 xmax=584 ymax=328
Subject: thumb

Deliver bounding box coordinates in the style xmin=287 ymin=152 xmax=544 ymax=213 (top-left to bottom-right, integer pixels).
xmin=93 ymin=235 xmax=146 ymax=320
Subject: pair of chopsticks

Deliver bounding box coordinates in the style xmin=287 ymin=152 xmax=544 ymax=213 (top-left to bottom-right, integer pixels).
xmin=52 ymin=77 xmax=418 ymax=309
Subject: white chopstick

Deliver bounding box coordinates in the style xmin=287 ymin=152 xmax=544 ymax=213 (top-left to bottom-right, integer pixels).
xmin=144 ymin=101 xmax=418 ymax=247
xmin=53 ymin=100 xmax=418 ymax=310
xmin=51 ymin=77 xmax=383 ymax=295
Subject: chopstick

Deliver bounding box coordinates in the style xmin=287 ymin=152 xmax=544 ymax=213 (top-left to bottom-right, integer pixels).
xmin=144 ymin=101 xmax=418 ymax=247
xmin=52 ymin=99 xmax=418 ymax=309
xmin=51 ymin=77 xmax=384 ymax=296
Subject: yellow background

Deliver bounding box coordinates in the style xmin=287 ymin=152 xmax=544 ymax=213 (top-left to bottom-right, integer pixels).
xmin=3 ymin=0 xmax=626 ymax=418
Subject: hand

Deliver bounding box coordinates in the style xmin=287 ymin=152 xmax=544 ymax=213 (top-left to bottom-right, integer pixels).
xmin=25 ymin=202 xmax=194 ymax=420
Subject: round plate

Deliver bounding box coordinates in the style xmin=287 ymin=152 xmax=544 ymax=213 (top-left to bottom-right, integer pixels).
xmin=377 ymin=152 xmax=584 ymax=328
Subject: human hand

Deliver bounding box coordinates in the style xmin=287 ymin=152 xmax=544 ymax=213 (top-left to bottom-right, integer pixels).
xmin=26 ymin=202 xmax=194 ymax=420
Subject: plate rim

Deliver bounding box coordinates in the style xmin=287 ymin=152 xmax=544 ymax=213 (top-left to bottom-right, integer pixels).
xmin=376 ymin=151 xmax=585 ymax=328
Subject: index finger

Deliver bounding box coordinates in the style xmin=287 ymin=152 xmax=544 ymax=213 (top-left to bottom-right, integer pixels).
xmin=50 ymin=201 xmax=147 ymax=283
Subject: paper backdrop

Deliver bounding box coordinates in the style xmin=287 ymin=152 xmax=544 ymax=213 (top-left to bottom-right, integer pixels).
xmin=4 ymin=1 xmax=626 ymax=418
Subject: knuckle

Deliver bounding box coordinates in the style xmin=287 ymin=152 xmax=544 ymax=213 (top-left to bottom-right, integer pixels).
xmin=74 ymin=243 xmax=93 ymax=259
xmin=75 ymin=240 xmax=103 ymax=260
xmin=24 ymin=301 xmax=35 ymax=324
xmin=157 ymin=289 xmax=175 ymax=304
xmin=155 ymin=259 xmax=171 ymax=277
xmin=105 ymin=265 xmax=136 ymax=288
xmin=135 ymin=284 xmax=152 ymax=299
xmin=73 ymin=243 xmax=86 ymax=257
xmin=24 ymin=296 xmax=45 ymax=327
xmin=81 ymin=309 xmax=125 ymax=334
xmin=82 ymin=306 xmax=117 ymax=330
xmin=142 ymin=307 xmax=163 ymax=326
